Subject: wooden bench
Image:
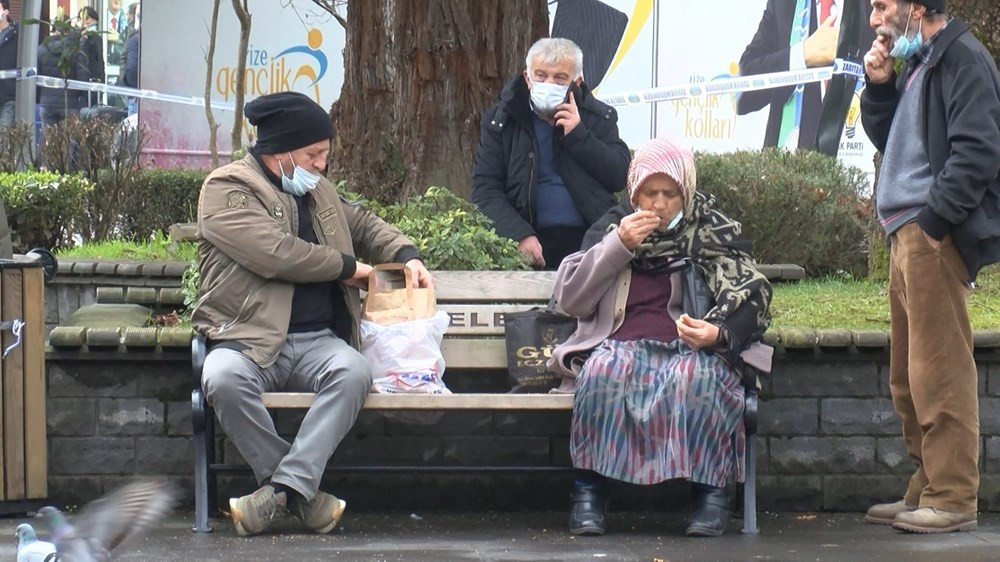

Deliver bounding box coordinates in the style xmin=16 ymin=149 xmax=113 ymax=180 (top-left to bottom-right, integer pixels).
xmin=190 ymin=271 xmax=763 ymax=534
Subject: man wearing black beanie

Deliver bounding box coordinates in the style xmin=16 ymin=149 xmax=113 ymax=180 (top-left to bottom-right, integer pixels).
xmin=193 ymin=91 xmax=433 ymax=537
xmin=861 ymin=0 xmax=1000 ymax=534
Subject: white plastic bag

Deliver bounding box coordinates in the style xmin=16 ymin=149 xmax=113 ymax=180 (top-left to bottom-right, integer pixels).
xmin=361 ymin=310 xmax=451 ymax=395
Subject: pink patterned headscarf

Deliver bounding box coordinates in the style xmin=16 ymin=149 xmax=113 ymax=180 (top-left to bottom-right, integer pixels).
xmin=627 ymin=138 xmax=697 ymax=213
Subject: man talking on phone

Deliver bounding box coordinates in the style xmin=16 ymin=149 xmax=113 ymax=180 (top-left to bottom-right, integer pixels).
xmin=472 ymin=38 xmax=630 ymax=270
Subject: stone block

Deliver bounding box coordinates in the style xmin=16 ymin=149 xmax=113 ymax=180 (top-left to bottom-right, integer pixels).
xmin=47 ymin=398 xmax=97 ymax=436
xmin=771 ymin=362 xmax=879 ymax=397
xmin=162 ymin=262 xmax=190 ymax=278
xmin=68 ymin=304 xmax=151 ymax=328
xmin=977 ymin=475 xmax=1000 ymax=511
xmin=980 ymin=398 xmax=1000 ymax=433
xmin=820 ymin=398 xmax=900 ymax=435
xmin=166 ymin=401 xmax=193 ymax=436
xmin=770 ymin=437 xmax=876 ymax=474
xmin=48 ymin=362 xmax=138 ymax=397
xmin=823 ymin=475 xmax=910 ymax=511
xmin=50 ymin=437 xmax=134 ymax=474
xmin=386 ymin=411 xmax=494 ymax=437
xmin=125 ymin=287 xmax=158 ymax=304
xmin=334 ymin=436 xmax=444 ymax=465
xmin=93 ymin=262 xmax=118 ymax=276
xmin=758 ymin=398 xmax=818 ymax=436
xmin=492 ymin=412 xmax=571 ymax=436
xmin=755 ymin=437 xmax=769 ymax=474
xmin=442 ymin=436 xmax=550 ymax=466
xmin=139 ymin=263 xmax=166 ymax=277
xmin=875 ymin=437 xmax=913 ymax=474
xmin=136 ymin=437 xmax=193 ymax=474
xmin=98 ymin=398 xmax=164 ymax=435
xmin=159 ymin=287 xmax=185 ymax=305
xmin=48 ymin=326 xmax=86 ymax=348
xmin=96 ymin=286 xmax=125 ymax=304
xmin=138 ymin=367 xmax=189 ymax=402
xmin=55 ymin=284 xmax=81 ymax=324
xmin=48 ymin=476 xmax=104 ymax=508
xmin=45 ymin=285 xmax=60 ymax=323
xmin=158 ymin=327 xmax=193 ymax=347
xmin=758 ymin=476 xmax=823 ymax=512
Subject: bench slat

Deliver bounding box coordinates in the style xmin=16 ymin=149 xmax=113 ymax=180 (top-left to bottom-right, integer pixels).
xmin=431 ymin=271 xmax=558 ymax=301
xmin=261 ymin=392 xmax=573 ymax=410
xmin=441 ymin=338 xmax=507 ymax=369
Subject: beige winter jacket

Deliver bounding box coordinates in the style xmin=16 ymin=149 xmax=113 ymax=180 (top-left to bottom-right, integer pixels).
xmin=192 ymin=155 xmax=415 ymax=367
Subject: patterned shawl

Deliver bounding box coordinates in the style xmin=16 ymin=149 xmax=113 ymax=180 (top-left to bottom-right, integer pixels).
xmin=589 ymin=139 xmax=773 ymax=353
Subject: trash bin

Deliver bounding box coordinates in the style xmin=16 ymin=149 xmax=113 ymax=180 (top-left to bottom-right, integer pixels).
xmin=0 ymin=258 xmax=47 ymax=512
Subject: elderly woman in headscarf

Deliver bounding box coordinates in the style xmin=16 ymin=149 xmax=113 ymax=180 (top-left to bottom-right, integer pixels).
xmin=547 ymin=138 xmax=772 ymax=537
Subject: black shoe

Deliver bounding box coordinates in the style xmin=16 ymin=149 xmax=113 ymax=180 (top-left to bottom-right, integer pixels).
xmin=686 ymin=484 xmax=730 ymax=537
xmin=568 ymin=483 xmax=608 ymax=536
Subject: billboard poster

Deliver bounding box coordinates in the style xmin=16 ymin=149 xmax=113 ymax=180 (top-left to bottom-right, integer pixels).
xmin=140 ymin=0 xmax=346 ymax=168
xmin=141 ymin=0 xmax=876 ymax=186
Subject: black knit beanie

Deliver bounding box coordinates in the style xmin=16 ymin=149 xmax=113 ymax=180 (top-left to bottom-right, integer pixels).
xmin=244 ymin=92 xmax=334 ymax=154
xmin=914 ymin=0 xmax=946 ymax=14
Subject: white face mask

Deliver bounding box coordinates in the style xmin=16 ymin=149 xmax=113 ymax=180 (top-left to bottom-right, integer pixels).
xmin=529 ymin=81 xmax=569 ymax=115
xmin=278 ymin=153 xmax=321 ymax=196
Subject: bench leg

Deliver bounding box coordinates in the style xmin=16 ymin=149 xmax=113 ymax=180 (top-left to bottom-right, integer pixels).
xmin=192 ymin=388 xmax=213 ymax=533
xmin=205 ymin=405 xmax=218 ymax=515
xmin=743 ymin=392 xmax=760 ymax=535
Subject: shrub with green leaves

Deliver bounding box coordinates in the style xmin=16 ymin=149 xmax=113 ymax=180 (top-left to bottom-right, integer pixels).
xmin=344 ymin=186 xmax=530 ymax=271
xmin=696 ymin=149 xmax=868 ymax=276
xmin=119 ymin=168 xmax=208 ymax=240
xmin=0 ymin=171 xmax=93 ymax=251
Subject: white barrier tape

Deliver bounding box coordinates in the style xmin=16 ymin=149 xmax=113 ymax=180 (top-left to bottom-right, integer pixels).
xmin=0 ymin=69 xmax=235 ymax=112
xmin=596 ymin=58 xmax=865 ymax=107
xmin=32 ymin=75 xmax=237 ymax=112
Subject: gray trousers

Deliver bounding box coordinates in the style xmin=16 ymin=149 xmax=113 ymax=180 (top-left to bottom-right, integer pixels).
xmin=202 ymin=329 xmax=372 ymax=500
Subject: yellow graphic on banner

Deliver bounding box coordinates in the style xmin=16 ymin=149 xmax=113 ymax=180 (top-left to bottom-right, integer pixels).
xmin=599 ymin=0 xmax=653 ymax=89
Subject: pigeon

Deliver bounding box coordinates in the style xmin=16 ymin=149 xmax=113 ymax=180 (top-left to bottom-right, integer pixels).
xmin=36 ymin=479 xmax=180 ymax=562
xmin=15 ymin=523 xmax=57 ymax=562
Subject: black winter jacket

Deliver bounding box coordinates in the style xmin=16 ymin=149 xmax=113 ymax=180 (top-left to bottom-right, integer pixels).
xmin=861 ymin=19 xmax=1000 ymax=282
xmin=0 ymin=22 xmax=17 ymax=105
xmin=471 ymin=76 xmax=630 ymax=242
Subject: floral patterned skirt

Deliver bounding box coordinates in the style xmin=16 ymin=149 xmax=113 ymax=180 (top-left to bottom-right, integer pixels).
xmin=570 ymin=339 xmax=745 ymax=487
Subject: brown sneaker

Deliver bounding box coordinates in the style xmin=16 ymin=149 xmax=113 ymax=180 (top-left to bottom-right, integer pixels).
xmin=864 ymin=500 xmax=917 ymax=525
xmin=893 ymin=507 xmax=977 ymax=533
xmin=289 ymin=491 xmax=347 ymax=534
xmin=229 ymin=485 xmax=287 ymax=536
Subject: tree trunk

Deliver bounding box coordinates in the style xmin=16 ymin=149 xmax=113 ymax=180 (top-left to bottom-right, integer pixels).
xmin=205 ymin=0 xmax=222 ymax=168
xmin=230 ymin=0 xmax=252 ymax=156
xmin=330 ymin=0 xmax=548 ymax=203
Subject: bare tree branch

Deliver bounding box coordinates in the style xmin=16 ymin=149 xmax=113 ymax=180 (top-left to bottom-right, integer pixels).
xmin=230 ymin=0 xmax=252 ymax=155
xmin=310 ymin=0 xmax=347 ymax=28
xmin=205 ymin=0 xmax=223 ymax=168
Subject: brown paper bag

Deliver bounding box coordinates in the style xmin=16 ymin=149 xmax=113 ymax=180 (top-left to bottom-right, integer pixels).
xmin=361 ymin=263 xmax=436 ymax=325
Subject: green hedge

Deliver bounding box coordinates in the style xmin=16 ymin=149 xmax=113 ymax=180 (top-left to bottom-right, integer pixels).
xmin=0 ymin=171 xmax=93 ymax=251
xmin=697 ymin=149 xmax=868 ymax=276
xmin=118 ymin=169 xmax=208 ymax=240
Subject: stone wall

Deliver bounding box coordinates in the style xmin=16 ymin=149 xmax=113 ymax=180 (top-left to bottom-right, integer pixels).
xmin=44 ymin=353 xmax=1000 ymax=513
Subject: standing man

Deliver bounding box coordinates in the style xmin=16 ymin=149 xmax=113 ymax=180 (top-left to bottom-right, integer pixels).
xmin=861 ymin=0 xmax=1000 ymax=533
xmin=472 ymin=37 xmax=630 ymax=270
xmin=737 ymin=0 xmax=875 ymax=149
xmin=194 ymin=91 xmax=433 ymax=537
xmin=0 ymin=0 xmax=17 ymax=129
xmin=79 ymin=7 xmax=105 ymax=86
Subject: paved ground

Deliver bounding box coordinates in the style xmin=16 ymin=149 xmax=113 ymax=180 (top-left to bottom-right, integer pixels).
xmin=3 ymin=511 xmax=1000 ymax=561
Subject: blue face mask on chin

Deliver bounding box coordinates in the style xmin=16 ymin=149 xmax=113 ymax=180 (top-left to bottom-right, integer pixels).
xmin=889 ymin=6 xmax=923 ymax=60
xmin=278 ymin=153 xmax=321 ymax=197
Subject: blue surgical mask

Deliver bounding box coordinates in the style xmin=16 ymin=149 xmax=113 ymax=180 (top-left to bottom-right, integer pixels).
xmin=889 ymin=6 xmax=923 ymax=60
xmin=667 ymin=210 xmax=684 ymax=230
xmin=278 ymin=153 xmax=321 ymax=197
xmin=529 ymin=81 xmax=569 ymax=115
